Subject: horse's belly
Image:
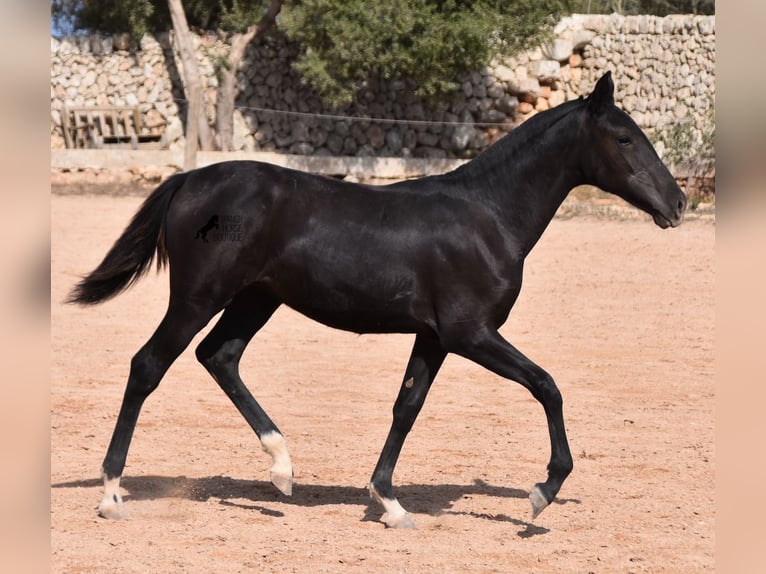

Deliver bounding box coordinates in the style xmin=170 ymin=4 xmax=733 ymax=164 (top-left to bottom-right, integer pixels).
xmin=287 ymin=302 xmax=426 ymax=335
xmin=259 ymin=269 xmax=432 ymax=335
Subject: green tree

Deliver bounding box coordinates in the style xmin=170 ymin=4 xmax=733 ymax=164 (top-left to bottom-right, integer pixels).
xmin=281 ymin=0 xmax=570 ymax=105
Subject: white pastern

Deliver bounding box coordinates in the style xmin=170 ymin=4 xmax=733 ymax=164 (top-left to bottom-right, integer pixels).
xmin=368 ymin=483 xmax=416 ymax=529
xmin=98 ymin=474 xmax=126 ymax=520
xmin=260 ymin=431 xmax=293 ymax=495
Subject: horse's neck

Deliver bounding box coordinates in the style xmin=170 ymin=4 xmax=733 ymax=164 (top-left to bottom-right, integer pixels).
xmin=446 ymin=106 xmax=584 ymax=256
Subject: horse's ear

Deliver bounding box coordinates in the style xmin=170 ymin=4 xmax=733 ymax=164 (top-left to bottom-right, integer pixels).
xmin=587 ymin=71 xmax=614 ymax=115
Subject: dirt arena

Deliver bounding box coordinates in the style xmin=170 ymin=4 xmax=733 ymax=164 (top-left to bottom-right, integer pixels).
xmin=51 ymin=190 xmax=714 ymax=573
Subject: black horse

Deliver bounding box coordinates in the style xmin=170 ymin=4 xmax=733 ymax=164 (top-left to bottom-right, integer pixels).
xmin=67 ymin=72 xmax=686 ymax=528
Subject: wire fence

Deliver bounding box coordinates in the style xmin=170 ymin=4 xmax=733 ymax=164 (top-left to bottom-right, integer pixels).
xmin=172 ymin=97 xmax=513 ymax=129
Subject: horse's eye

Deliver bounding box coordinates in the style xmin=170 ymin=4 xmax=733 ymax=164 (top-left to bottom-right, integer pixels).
xmin=617 ymin=136 xmax=632 ymax=146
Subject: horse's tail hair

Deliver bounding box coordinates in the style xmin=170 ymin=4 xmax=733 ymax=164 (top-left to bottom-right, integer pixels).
xmin=65 ymin=172 xmax=189 ymax=305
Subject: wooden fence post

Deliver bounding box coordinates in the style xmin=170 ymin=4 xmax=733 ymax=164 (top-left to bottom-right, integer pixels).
xmin=184 ymin=85 xmax=200 ymax=171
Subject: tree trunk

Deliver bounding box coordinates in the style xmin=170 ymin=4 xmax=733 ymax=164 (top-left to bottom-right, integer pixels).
xmin=216 ymin=0 xmax=281 ymax=151
xmin=167 ymin=0 xmax=213 ymax=163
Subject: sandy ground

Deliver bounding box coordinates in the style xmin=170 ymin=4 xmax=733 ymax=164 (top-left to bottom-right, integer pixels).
xmin=51 ymin=190 xmax=714 ymax=573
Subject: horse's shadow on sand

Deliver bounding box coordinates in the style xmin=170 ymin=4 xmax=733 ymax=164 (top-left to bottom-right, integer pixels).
xmin=52 ymin=476 xmax=580 ymax=538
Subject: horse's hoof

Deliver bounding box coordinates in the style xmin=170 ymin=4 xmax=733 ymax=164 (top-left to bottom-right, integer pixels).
xmin=270 ymin=471 xmax=293 ymax=496
xmin=97 ymin=500 xmax=126 ymax=520
xmin=383 ymin=512 xmax=417 ymax=530
xmin=529 ymin=485 xmax=550 ymax=520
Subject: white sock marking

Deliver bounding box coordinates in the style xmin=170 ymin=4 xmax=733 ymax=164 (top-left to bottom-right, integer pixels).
xmin=98 ymin=474 xmax=125 ymax=519
xmin=369 ymin=483 xmax=408 ymax=522
xmin=260 ymin=431 xmax=292 ymax=477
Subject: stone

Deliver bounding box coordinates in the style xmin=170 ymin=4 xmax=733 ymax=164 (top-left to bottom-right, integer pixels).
xmin=548 ymin=89 xmax=566 ymax=108
xmin=514 ymin=78 xmax=541 ymax=103
xmin=274 ymin=132 xmax=294 ymax=148
xmin=416 ymin=130 xmax=439 ymax=147
xmin=527 ymin=46 xmax=544 ymax=61
xmin=165 ymin=116 xmax=183 ymax=144
xmin=543 ymin=39 xmax=574 ymax=63
xmin=113 ymin=33 xmax=132 ymax=51
xmin=342 ymin=137 xmax=358 ymax=155
xmin=291 ymin=142 xmax=314 ymax=155
xmin=265 ymin=72 xmax=282 ymax=88
xmin=355 ymin=145 xmax=375 ymax=157
xmin=493 ymin=64 xmax=515 ymax=84
xmin=698 ymin=17 xmax=714 ymax=36
xmin=81 ymin=70 xmax=97 ymax=88
xmin=326 ymin=133 xmax=343 ymax=155
xmin=367 ymin=125 xmax=385 ymax=149
xmin=495 ymin=95 xmax=519 ymax=115
xmin=405 ymin=103 xmax=424 ymax=120
xmin=479 ymin=109 xmax=506 ymax=124
xmin=486 ymin=83 xmax=505 ymax=99
xmin=334 ymin=122 xmax=349 ymax=137
xmin=350 ymin=123 xmax=367 ymax=145
xmin=450 ymin=125 xmax=474 ymax=151
xmin=528 ymin=60 xmax=561 ymax=83
xmin=414 ymin=146 xmax=447 ymax=159
xmin=292 ymin=122 xmax=310 ymax=142
xmin=568 ymin=53 xmax=583 ymax=68
xmin=674 ymin=103 xmax=689 ymax=120
xmin=76 ymin=36 xmax=91 ymax=53
xmin=385 ymin=130 xmax=403 ymax=153
xmin=403 ymin=129 xmax=417 ymax=150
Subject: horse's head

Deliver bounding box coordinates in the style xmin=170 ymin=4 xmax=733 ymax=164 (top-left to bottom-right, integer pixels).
xmin=579 ymin=72 xmax=687 ymax=229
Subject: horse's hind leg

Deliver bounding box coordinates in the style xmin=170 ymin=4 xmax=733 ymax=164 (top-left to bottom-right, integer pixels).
xmin=194 ymin=287 xmax=293 ymax=495
xmin=369 ymin=333 xmax=446 ymax=529
xmin=99 ymin=297 xmax=218 ymax=519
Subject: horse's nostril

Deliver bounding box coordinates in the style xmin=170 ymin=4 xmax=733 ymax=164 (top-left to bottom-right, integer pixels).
xmin=678 ymin=197 xmax=687 ymax=212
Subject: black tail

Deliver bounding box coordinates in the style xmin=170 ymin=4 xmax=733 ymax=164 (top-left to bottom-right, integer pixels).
xmin=66 ymin=172 xmax=188 ymax=305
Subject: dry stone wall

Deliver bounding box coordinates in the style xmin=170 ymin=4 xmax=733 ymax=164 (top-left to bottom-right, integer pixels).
xmin=50 ymin=14 xmax=714 ymax=161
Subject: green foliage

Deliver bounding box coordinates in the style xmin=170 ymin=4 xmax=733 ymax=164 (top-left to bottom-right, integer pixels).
xmin=51 ymin=0 xmax=270 ymax=37
xmin=218 ymin=0 xmax=270 ymax=32
xmin=650 ymin=107 xmax=715 ymax=205
xmin=281 ymin=0 xmax=570 ymax=105
xmin=568 ymin=0 xmax=714 ymax=15
xmin=653 ymin=107 xmax=714 ymax=168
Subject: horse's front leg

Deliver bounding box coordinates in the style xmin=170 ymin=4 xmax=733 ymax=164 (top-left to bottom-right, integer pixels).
xmin=447 ymin=327 xmax=573 ymax=519
xmin=369 ymin=333 xmax=446 ymax=529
